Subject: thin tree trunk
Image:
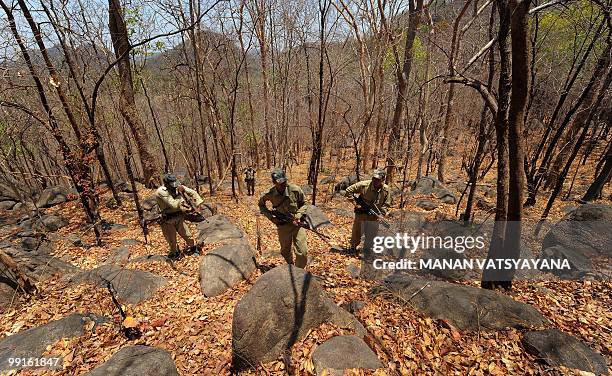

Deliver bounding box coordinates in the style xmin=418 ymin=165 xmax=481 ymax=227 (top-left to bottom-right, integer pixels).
xmin=482 ymin=0 xmax=511 ymax=289
xmin=439 ymin=1 xmax=472 ymax=183
xmin=502 ymin=0 xmax=531 ymax=286
xmin=583 ymin=145 xmax=612 ymax=201
xmin=540 ymin=64 xmax=612 ymax=222
xmin=385 ymin=0 xmax=424 ymax=184
xmin=108 ymin=0 xmax=159 ymax=187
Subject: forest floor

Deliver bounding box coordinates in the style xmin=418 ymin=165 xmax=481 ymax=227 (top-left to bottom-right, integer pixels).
xmin=0 ymin=158 xmax=610 ymax=376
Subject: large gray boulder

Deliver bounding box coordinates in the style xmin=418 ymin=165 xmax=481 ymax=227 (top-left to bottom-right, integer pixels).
xmin=0 ymin=201 xmax=16 ymax=210
xmin=0 ymin=183 xmax=21 ymax=202
xmin=70 ymin=265 xmax=166 ymax=304
xmin=312 ymin=336 xmax=382 ymax=375
xmin=301 ymin=185 xmax=314 ymax=195
xmin=197 ymin=215 xmax=245 ymax=245
xmin=0 ymin=245 xmax=77 ymax=282
xmin=36 ymin=186 xmax=71 ymax=208
xmin=40 ymin=214 xmax=69 ymax=232
xmin=334 ymin=174 xmax=359 ymax=192
xmin=115 ymin=181 xmax=144 ymax=194
xmin=0 ymin=313 xmax=105 ymax=372
xmin=232 ymin=265 xmax=364 ymax=370
xmin=141 ymin=196 xmax=161 ymax=222
xmin=199 ymin=241 xmax=256 ymax=297
xmin=416 ymin=199 xmax=438 ymax=211
xmin=522 ymin=329 xmax=608 ymax=375
xmin=84 ymin=345 xmax=178 ymax=376
xmin=320 ymin=175 xmax=335 ymax=185
xmin=0 ymin=282 xmax=18 ymax=312
xmin=104 ymin=247 xmax=131 ymax=265
xmin=539 ymin=204 xmax=612 ymax=278
xmin=411 ymin=176 xmax=457 ymax=204
xmin=371 ymin=275 xmax=549 ymax=331
xmin=302 ymin=205 xmax=332 ymax=229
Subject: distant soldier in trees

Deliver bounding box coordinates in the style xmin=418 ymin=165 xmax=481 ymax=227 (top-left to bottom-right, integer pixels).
xmin=258 ymin=169 xmax=309 ymax=268
xmin=345 ymin=169 xmax=392 ymax=258
xmin=244 ymin=166 xmax=256 ymax=196
xmin=156 ymin=173 xmax=203 ymax=259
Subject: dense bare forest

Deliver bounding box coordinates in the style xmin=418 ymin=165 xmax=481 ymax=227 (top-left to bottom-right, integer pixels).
xmin=0 ymin=0 xmax=610 ymax=374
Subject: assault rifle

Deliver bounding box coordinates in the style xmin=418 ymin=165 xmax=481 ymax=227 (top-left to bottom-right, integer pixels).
xmin=270 ymin=210 xmax=331 ymax=241
xmin=353 ymin=194 xmax=391 ymax=229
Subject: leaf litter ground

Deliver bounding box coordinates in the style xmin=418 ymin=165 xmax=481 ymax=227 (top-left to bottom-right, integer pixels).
xmin=0 ymin=163 xmax=610 ymax=375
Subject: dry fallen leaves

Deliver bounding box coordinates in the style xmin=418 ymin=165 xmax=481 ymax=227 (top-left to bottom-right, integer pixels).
xmin=0 ymin=161 xmax=610 ymax=376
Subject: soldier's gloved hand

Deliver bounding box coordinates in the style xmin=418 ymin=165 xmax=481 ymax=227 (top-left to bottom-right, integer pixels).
xmin=292 ymin=218 xmax=301 ymax=227
xmin=177 ymin=185 xmax=186 ymax=194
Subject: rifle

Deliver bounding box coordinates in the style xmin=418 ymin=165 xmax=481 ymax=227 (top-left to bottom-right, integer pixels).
xmin=179 ymin=189 xmax=212 ymax=222
xmin=353 ymin=194 xmax=391 ymax=229
xmin=270 ymin=210 xmax=332 ymax=242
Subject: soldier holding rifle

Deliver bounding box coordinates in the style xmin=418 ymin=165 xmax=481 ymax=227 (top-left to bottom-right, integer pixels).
xmin=345 ymin=169 xmax=392 ymax=258
xmin=258 ymin=169 xmax=309 ymax=268
xmin=155 ymin=173 xmax=204 ymax=259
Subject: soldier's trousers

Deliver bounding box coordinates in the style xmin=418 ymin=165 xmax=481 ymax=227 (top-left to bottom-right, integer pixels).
xmin=245 ymin=179 xmax=255 ymax=195
xmin=350 ymin=213 xmax=379 ymax=258
xmin=160 ymin=214 xmax=194 ymax=254
xmin=277 ymin=223 xmax=308 ymax=268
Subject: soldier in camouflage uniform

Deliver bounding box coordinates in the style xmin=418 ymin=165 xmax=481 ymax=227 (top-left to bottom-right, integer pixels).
xmin=244 ymin=166 xmax=256 ymax=196
xmin=258 ymin=169 xmax=308 ymax=268
xmin=345 ymin=169 xmax=392 ymax=258
xmin=156 ymin=173 xmax=204 ymax=259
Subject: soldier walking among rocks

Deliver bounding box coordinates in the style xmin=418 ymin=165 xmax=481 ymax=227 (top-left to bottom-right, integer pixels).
xmin=156 ymin=173 xmax=204 ymax=259
xmin=345 ymin=169 xmax=392 ymax=258
xmin=244 ymin=166 xmax=256 ymax=196
xmin=258 ymin=169 xmax=309 ymax=268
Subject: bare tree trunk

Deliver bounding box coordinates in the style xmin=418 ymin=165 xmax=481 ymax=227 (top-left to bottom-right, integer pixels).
xmin=526 ymin=38 xmax=610 ymax=206
xmin=583 ymin=144 xmax=612 ymax=201
xmin=187 ymin=0 xmax=214 ymax=195
xmin=108 ymin=0 xmax=159 ymax=187
xmin=249 ymin=0 xmax=272 ymax=169
xmin=482 ymin=0 xmax=511 ymax=289
xmin=42 ymin=2 xmax=122 ymax=207
xmin=438 ymin=1 xmax=472 ymax=183
xmin=141 ymin=80 xmax=170 ymax=172
xmin=540 ymin=64 xmax=612 ymax=222
xmin=5 ymin=0 xmax=103 ymax=244
xmin=310 ymin=0 xmax=332 ymax=204
xmin=546 ymin=43 xmax=612 ymax=188
xmin=502 ymin=0 xmax=531 ymax=287
xmin=462 ymin=4 xmax=497 ymax=222
xmin=385 ymin=0 xmax=424 ymax=184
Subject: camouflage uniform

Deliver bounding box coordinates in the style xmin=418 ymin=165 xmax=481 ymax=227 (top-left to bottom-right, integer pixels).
xmin=156 ymin=174 xmax=203 ymax=258
xmin=244 ymin=167 xmax=256 ymax=196
xmin=345 ymin=170 xmax=392 ymax=257
xmin=258 ymin=170 xmax=308 ymax=268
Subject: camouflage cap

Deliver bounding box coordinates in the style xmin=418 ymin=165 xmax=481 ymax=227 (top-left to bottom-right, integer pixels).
xmin=372 ymin=168 xmax=386 ymax=180
xmin=162 ymin=173 xmax=180 ymax=188
xmin=271 ymin=168 xmax=287 ymax=183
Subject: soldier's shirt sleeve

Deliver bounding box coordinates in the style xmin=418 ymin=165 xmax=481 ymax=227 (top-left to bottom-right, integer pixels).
xmin=295 ymin=186 xmax=307 ymax=219
xmin=258 ymin=191 xmax=274 ymax=220
xmin=183 ymin=186 xmax=204 ymax=207
xmin=345 ymin=180 xmax=366 ymax=197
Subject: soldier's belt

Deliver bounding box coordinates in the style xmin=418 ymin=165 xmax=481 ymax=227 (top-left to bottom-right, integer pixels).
xmin=161 ymin=211 xmax=183 ymax=221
